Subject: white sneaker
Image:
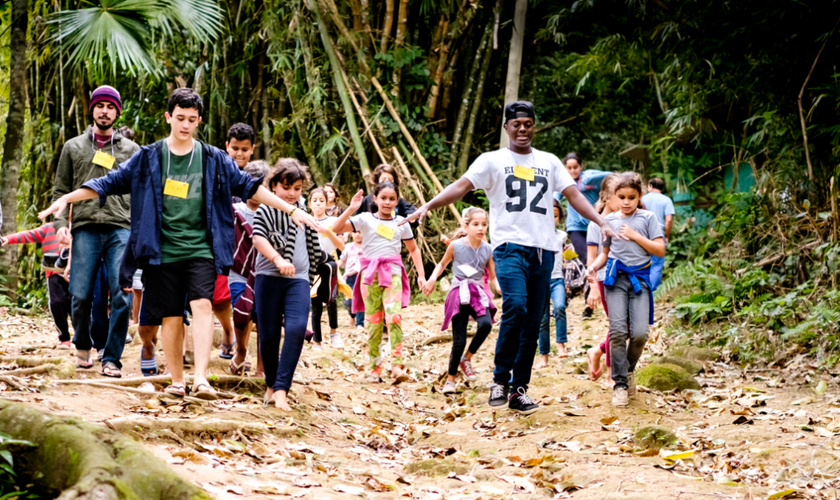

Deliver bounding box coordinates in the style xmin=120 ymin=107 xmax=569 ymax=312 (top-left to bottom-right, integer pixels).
xmin=330 ymin=334 xmax=345 ymax=349
xmin=612 ymin=388 xmax=629 ymax=407
xmin=312 ymin=343 xmax=323 ymax=352
xmin=442 ymin=381 xmax=457 ymax=395
xmin=628 ymin=372 xmax=636 ymax=396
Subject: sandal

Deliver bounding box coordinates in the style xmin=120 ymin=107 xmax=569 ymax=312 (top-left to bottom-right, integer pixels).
xmin=191 ymin=383 xmax=220 ymax=401
xmin=219 ymin=342 xmax=235 ymax=360
xmin=101 ymin=361 xmax=122 ymax=378
xmin=76 ymin=350 xmax=93 ymax=369
xmin=164 ymin=384 xmax=186 ymax=397
xmin=140 ymin=346 xmax=158 ymax=377
xmin=229 ymin=353 xmax=249 ymax=376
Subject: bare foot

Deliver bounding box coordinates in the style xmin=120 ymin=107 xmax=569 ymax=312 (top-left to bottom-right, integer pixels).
xmin=535 ymin=354 xmax=549 ymax=369
xmin=272 ymin=390 xmax=291 ymax=411
xmin=557 ymin=343 xmax=569 ymax=358
xmin=587 ymin=347 xmax=603 ymax=381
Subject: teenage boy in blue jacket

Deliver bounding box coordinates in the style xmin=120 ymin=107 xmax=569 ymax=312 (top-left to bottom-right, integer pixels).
xmin=40 ymin=88 xmax=321 ymax=399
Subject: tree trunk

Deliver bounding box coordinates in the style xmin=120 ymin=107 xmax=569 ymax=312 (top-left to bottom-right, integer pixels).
xmin=262 ymin=76 xmax=272 ymax=162
xmin=308 ymin=0 xmax=371 ymax=185
xmin=499 ymin=0 xmax=527 ymax=148
xmin=449 ymin=26 xmax=491 ymax=173
xmin=457 ymin=19 xmax=495 ymax=175
xmin=0 ymin=400 xmax=212 ymax=500
xmin=391 ymin=0 xmax=409 ymax=94
xmin=425 ymin=17 xmax=450 ymax=118
xmin=380 ymin=0 xmax=394 ymax=53
xmin=0 ymin=0 xmax=28 ymax=290
xmin=299 ymin=13 xmax=335 ymax=180
xmin=320 ymin=0 xmax=371 ymax=76
xmin=348 ymin=0 xmax=362 ymax=31
xmin=281 ymin=75 xmax=320 ymax=176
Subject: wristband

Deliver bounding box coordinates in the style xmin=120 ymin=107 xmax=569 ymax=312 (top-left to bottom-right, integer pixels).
xmin=288 ymin=207 xmax=298 ymax=217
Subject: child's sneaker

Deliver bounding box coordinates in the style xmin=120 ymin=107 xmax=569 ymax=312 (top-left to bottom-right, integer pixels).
xmin=442 ymin=381 xmax=457 ymax=395
xmin=459 ymin=359 xmax=477 ymax=381
xmin=330 ymin=334 xmax=345 ymax=349
xmin=312 ymin=343 xmax=323 ymax=352
xmin=365 ymin=367 xmax=382 ymax=383
xmin=627 ymin=372 xmax=636 ymax=396
xmin=508 ymin=388 xmax=539 ymax=414
xmin=612 ymin=388 xmax=629 ymax=407
xmin=488 ymin=383 xmax=509 ymax=407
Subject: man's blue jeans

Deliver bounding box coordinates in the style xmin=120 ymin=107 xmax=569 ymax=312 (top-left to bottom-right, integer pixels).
xmin=493 ymin=243 xmax=553 ymax=392
xmin=89 ymin=262 xmax=110 ymax=352
xmin=69 ymin=226 xmax=130 ymax=368
xmin=539 ymin=277 xmax=567 ymax=354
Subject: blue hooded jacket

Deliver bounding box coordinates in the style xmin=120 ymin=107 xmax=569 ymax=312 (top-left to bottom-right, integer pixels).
xmin=83 ymin=139 xmax=263 ymax=283
xmin=554 ymin=169 xmax=611 ymax=232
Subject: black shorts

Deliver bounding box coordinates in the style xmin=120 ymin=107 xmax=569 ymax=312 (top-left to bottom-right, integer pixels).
xmin=140 ymin=258 xmax=215 ymax=321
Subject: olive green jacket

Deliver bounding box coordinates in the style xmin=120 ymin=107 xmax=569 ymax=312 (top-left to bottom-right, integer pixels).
xmin=52 ymin=126 xmax=141 ymax=231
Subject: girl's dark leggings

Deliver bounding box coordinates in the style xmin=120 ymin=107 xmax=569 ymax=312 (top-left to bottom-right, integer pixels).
xmin=312 ymin=259 xmax=338 ymax=343
xmin=448 ymin=304 xmax=492 ymax=376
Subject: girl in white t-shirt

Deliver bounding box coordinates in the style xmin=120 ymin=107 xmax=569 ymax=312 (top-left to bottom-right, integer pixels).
xmin=309 ymin=188 xmax=346 ymax=350
xmin=332 ymin=182 xmax=426 ymax=382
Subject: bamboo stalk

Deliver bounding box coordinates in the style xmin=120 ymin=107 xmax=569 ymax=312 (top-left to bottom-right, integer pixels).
xmin=338 ymin=64 xmax=382 ymax=184
xmin=397 ymin=139 xmax=434 ymax=193
xmin=457 ymin=20 xmax=494 ymax=176
xmin=381 ymin=0 xmax=395 ymax=53
xmin=320 ymin=0 xmax=371 ymax=76
xmin=308 ymin=0 xmax=371 ymax=183
xmin=370 ymin=76 xmax=461 ymax=222
xmin=392 ymin=146 xmax=427 ymax=207
xmin=450 ymin=24 xmax=491 ymax=173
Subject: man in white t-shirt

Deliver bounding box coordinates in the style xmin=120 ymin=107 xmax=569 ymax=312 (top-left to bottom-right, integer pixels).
xmin=404 ymin=101 xmax=621 ymax=414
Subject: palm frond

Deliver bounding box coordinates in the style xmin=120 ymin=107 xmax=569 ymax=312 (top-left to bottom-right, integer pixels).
xmin=49 ymin=0 xmax=223 ymax=76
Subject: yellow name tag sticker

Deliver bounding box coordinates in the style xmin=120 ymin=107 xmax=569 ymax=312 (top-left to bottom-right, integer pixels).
xmin=513 ymin=165 xmax=535 ymax=182
xmin=457 ymin=264 xmax=480 ymax=278
xmin=376 ymin=224 xmax=396 ymax=240
xmin=164 ymin=178 xmax=190 ymax=199
xmin=92 ymin=151 xmax=116 ymax=170
xmin=563 ymin=248 xmax=578 ymax=261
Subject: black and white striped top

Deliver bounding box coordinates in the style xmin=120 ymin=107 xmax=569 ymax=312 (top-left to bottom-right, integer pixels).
xmin=252 ymin=202 xmax=323 ymax=282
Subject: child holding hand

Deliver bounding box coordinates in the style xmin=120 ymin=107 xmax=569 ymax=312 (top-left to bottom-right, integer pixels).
xmin=332 ymin=182 xmax=425 ymax=382
xmin=423 ymin=207 xmax=498 ymax=395
xmin=587 ymin=172 xmax=665 ymax=408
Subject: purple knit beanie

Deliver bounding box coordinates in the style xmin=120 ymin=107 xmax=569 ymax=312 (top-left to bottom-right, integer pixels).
xmin=89 ymin=85 xmax=122 ymax=114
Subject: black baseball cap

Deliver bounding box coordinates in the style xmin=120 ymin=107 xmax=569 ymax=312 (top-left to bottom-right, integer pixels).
xmin=504 ymin=101 xmax=536 ymax=123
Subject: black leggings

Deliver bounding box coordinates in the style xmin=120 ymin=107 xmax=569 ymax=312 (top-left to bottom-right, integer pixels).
xmin=48 ymin=274 xmax=72 ymax=342
xmin=569 ymin=230 xmax=590 ymax=301
xmin=311 ymin=259 xmax=338 ymax=343
xmin=448 ymin=304 xmax=492 ymax=376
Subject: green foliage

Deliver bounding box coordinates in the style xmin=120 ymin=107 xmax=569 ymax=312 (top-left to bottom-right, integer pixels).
xmin=0 ymin=431 xmax=40 ymax=499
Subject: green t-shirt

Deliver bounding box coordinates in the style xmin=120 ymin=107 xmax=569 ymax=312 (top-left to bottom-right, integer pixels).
xmin=160 ymin=141 xmax=214 ymax=263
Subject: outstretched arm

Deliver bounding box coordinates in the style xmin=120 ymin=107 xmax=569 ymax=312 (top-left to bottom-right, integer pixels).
xmin=562 ymin=185 xmax=625 ymax=241
xmin=421 ymin=243 xmax=455 ymax=295
xmin=252 ymin=186 xmax=321 ymax=232
xmin=38 ymin=188 xmax=99 ymax=221
xmin=400 ymin=177 xmax=475 ymax=226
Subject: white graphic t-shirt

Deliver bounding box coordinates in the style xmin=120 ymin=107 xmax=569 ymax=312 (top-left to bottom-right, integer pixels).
xmin=464 ymin=147 xmax=575 ymax=251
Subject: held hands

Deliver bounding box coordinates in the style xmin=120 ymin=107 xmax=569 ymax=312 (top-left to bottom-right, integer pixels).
xmin=585 ymin=266 xmax=597 ymax=283
xmin=0 ymin=237 xmax=6 ymax=246
xmin=56 ymin=228 xmax=71 ymax=247
xmin=399 ymin=204 xmax=428 ymax=227
xmin=421 ymin=278 xmax=436 ymax=296
xmin=38 ymin=196 xmax=68 ymax=221
xmin=417 ymin=276 xmax=427 ymax=292
xmin=273 ymin=255 xmax=295 ymax=276
xmin=291 ymin=209 xmax=322 ymax=232
xmin=600 ymin=221 xmax=627 ymax=242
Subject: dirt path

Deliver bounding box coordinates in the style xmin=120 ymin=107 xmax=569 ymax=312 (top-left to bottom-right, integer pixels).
xmin=0 ymin=297 xmax=836 ymax=499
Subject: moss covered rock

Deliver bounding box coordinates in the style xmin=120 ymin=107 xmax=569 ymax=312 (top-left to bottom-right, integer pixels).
xmin=669 ymin=346 xmax=719 ymax=362
xmin=634 ymin=425 xmax=677 ymax=450
xmin=651 ymin=356 xmax=703 ymax=375
xmin=404 ymin=458 xmax=469 ymax=477
xmin=635 ymin=363 xmax=701 ymax=392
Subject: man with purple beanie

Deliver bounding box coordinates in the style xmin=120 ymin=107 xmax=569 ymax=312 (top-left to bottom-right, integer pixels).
xmin=51 ymin=85 xmax=140 ymax=377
